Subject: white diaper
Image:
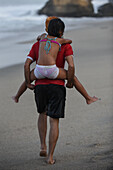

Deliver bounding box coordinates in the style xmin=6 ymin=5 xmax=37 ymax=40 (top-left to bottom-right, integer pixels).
xmin=34 ymin=64 xmax=59 ymax=79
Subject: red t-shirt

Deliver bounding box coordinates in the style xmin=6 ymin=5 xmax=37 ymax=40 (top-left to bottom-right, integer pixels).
xmin=27 ymin=41 xmax=73 ymax=86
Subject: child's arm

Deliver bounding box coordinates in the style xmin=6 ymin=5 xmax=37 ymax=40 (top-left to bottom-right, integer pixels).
xmin=58 ymin=38 xmax=72 ymax=45
xmin=37 ymin=33 xmax=47 ymax=41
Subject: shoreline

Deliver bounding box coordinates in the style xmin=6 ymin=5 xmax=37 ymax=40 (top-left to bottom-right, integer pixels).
xmin=0 ymin=18 xmax=113 ymax=69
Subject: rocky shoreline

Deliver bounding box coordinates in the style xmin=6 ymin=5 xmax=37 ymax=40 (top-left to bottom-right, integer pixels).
xmin=38 ymin=0 xmax=113 ymax=17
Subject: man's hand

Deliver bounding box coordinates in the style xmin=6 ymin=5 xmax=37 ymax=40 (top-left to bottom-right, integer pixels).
xmin=66 ymin=81 xmax=73 ymax=88
xmin=27 ymin=83 xmax=35 ymax=90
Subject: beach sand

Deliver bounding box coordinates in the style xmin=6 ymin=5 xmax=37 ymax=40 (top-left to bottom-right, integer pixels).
xmin=0 ymin=19 xmax=113 ymax=170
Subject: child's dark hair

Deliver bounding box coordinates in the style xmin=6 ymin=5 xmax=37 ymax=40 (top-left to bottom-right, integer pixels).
xmin=48 ymin=18 xmax=65 ymax=38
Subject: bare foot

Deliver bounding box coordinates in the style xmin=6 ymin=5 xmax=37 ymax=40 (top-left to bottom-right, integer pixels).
xmin=46 ymin=159 xmax=56 ymax=165
xmin=86 ymin=96 xmax=100 ymax=105
xmin=12 ymin=96 xmax=19 ymax=103
xmin=40 ymin=150 xmax=47 ymax=157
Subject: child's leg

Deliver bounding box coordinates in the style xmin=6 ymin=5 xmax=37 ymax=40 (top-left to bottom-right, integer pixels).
xmin=73 ymin=76 xmax=98 ymax=104
xmin=57 ymin=68 xmax=74 ymax=88
xmin=56 ymin=68 xmax=67 ymax=80
xmin=12 ymin=69 xmax=35 ymax=103
xmin=12 ymin=81 xmax=27 ymax=103
xmin=57 ymin=69 xmax=98 ymax=105
xmin=57 ymin=69 xmax=88 ymax=97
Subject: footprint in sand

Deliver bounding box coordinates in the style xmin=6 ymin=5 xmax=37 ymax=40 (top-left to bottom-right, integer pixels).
xmin=88 ymin=143 xmax=102 ymax=148
xmin=90 ymin=149 xmax=113 ymax=162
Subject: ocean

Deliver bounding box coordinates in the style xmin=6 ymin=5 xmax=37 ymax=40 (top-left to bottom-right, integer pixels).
xmin=0 ymin=0 xmax=112 ymax=68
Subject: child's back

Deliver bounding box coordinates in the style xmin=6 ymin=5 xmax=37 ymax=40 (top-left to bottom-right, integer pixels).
xmin=37 ymin=18 xmax=72 ymax=66
xmin=38 ymin=35 xmax=62 ymax=65
xmin=34 ymin=18 xmax=72 ymax=80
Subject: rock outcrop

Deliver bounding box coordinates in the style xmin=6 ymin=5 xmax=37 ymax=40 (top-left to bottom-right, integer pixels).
xmin=98 ymin=2 xmax=113 ymax=17
xmin=38 ymin=0 xmax=94 ymax=17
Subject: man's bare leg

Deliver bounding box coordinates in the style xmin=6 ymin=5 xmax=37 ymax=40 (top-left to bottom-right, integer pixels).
xmin=47 ymin=118 xmax=59 ymax=164
xmin=73 ymin=76 xmax=99 ymax=104
xmin=38 ymin=113 xmax=47 ymax=157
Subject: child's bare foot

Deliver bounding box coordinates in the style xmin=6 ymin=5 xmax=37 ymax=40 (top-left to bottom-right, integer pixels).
xmin=86 ymin=96 xmax=100 ymax=105
xmin=12 ymin=96 xmax=19 ymax=103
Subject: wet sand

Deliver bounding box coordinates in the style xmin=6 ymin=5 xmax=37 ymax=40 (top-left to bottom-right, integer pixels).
xmin=0 ymin=19 xmax=113 ymax=170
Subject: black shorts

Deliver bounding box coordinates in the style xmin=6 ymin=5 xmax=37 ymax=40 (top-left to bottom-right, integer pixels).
xmin=34 ymin=84 xmax=66 ymax=118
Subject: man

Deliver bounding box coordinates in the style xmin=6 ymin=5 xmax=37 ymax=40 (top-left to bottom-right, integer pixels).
xmin=24 ymin=39 xmax=74 ymax=165
xmin=24 ymin=17 xmax=98 ymax=164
